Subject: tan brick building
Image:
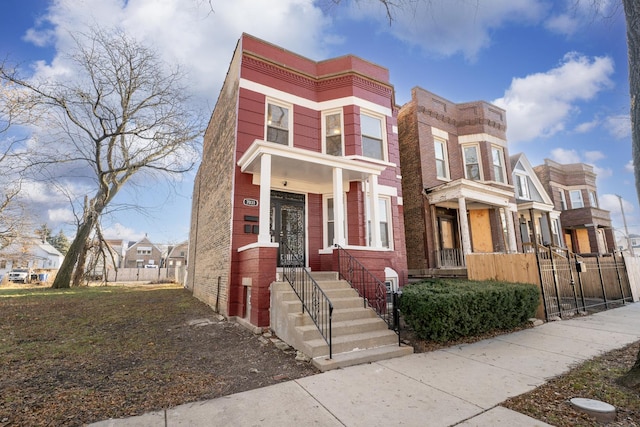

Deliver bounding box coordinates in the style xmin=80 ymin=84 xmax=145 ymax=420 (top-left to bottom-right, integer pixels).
xmin=533 ymin=159 xmax=614 ymax=254
xmin=398 ymin=87 xmax=519 ymax=275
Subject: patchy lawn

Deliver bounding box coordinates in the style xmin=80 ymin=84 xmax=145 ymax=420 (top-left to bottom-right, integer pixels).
xmin=0 ymin=284 xmax=317 ymax=426
xmin=1 ymin=283 xmax=638 ymax=426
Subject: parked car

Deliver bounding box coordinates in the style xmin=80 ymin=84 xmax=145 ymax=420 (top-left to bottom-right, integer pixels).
xmin=144 ymin=264 xmax=158 ymax=268
xmin=7 ymin=269 xmax=31 ymax=283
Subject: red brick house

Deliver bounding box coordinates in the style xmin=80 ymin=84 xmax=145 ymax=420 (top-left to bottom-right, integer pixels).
xmin=398 ymin=87 xmax=519 ymax=275
xmin=187 ymin=34 xmax=407 ymax=329
xmin=533 ymin=159 xmax=614 ymax=254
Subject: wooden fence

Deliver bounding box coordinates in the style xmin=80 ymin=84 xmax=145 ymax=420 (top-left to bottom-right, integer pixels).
xmin=466 ymin=251 xmax=635 ymax=321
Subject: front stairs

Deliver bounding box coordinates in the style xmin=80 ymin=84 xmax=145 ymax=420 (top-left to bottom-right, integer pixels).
xmin=270 ymin=272 xmax=413 ymax=372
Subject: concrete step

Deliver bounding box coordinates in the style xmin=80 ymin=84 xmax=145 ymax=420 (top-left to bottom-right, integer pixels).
xmin=312 ymin=344 xmax=414 ymax=372
xmin=304 ymin=328 xmax=400 ymax=358
xmin=277 ymin=287 xmax=359 ymax=302
xmin=297 ymin=316 xmax=390 ymax=340
xmin=290 ymin=306 xmax=376 ymax=328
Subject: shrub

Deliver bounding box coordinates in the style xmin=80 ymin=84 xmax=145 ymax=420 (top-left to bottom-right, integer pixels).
xmin=399 ymin=279 xmax=539 ymax=342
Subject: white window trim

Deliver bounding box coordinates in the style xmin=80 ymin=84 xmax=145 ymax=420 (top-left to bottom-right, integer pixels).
xmin=323 ymin=194 xmax=348 ymax=249
xmin=589 ymin=191 xmax=598 ymax=208
xmin=360 ymin=109 xmax=388 ymax=162
xmin=365 ymin=195 xmax=393 ymax=250
xmin=558 ymin=189 xmax=567 ymax=210
xmin=569 ymin=189 xmax=584 ymax=209
xmin=321 ymin=109 xmax=344 ymax=156
xmin=265 ymin=98 xmax=293 ymax=147
xmin=462 ymin=144 xmax=483 ymax=181
xmin=491 ymin=145 xmax=506 ymax=183
xmin=434 ymin=137 xmax=450 ymax=181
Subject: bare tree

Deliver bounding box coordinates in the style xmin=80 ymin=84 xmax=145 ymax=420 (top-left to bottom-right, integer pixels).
xmin=0 ymin=28 xmax=202 ymax=288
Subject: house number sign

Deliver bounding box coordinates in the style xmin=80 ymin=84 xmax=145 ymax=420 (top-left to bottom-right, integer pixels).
xmin=243 ymin=198 xmax=259 ymax=207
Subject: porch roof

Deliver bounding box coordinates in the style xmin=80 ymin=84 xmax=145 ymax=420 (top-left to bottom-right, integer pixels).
xmin=238 ymin=140 xmax=387 ymax=192
xmin=425 ymin=179 xmax=515 ymax=210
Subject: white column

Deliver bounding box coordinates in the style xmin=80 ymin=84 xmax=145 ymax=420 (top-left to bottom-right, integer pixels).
xmin=458 ymin=197 xmax=472 ymax=255
xmin=258 ymin=154 xmax=272 ymax=244
xmin=369 ymin=174 xmax=381 ymax=248
xmin=332 ymin=167 xmax=346 ymax=246
xmin=504 ymin=206 xmax=518 ymax=253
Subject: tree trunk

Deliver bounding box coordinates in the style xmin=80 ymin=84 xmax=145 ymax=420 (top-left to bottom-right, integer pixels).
xmin=618 ymin=347 xmax=640 ymax=390
xmin=51 ymin=215 xmax=97 ymax=289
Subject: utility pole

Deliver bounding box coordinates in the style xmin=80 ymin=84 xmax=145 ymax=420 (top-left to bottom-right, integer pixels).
xmin=616 ymin=194 xmax=634 ymax=256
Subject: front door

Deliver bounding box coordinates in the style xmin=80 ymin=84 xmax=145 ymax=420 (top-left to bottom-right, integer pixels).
xmin=270 ymin=191 xmax=305 ymax=267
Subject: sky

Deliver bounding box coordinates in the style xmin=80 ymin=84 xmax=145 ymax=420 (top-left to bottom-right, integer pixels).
xmin=0 ymin=0 xmax=635 ymax=246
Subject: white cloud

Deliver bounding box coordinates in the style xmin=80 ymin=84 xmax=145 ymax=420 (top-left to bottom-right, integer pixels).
xmin=102 ymin=223 xmax=145 ymax=242
xmin=600 ymin=193 xmax=634 ymax=215
xmin=545 ymin=0 xmax=621 ymax=37
xmin=584 ymin=150 xmax=605 ymax=163
xmin=550 ymin=148 xmax=581 ymax=164
xmin=574 ymin=119 xmax=598 ymax=134
xmin=494 ymin=52 xmax=614 ymax=143
xmin=346 ymin=0 xmax=548 ymax=60
xmin=626 ymin=160 xmax=634 ymax=173
xmin=24 ymin=0 xmax=333 ymax=107
xmin=48 ymin=208 xmax=75 ymax=223
xmin=544 ymin=13 xmax=579 ymax=36
xmin=604 ymin=114 xmax=631 ymax=139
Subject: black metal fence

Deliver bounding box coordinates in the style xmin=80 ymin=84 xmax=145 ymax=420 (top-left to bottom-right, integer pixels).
xmin=334 ymin=245 xmax=401 ymax=344
xmin=535 ymin=246 xmax=633 ymax=320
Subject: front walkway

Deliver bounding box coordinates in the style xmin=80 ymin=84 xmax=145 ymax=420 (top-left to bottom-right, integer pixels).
xmin=91 ymin=303 xmax=640 ymax=426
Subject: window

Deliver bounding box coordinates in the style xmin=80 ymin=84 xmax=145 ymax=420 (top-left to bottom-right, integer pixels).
xmin=323 ymin=111 xmax=343 ymax=156
xmin=491 ymin=146 xmax=506 ymax=183
xmin=463 ymin=145 xmax=481 ymax=181
xmin=325 ymin=195 xmax=347 ymax=248
xmin=515 ymin=174 xmax=530 ymax=199
xmin=366 ymin=197 xmax=392 ymax=248
xmin=559 ymin=189 xmax=567 ymax=210
xmin=360 ymin=113 xmax=385 ymax=160
xmin=434 ymin=138 xmax=449 ymax=180
xmin=266 ymin=101 xmax=290 ymax=145
xmin=570 ymin=190 xmax=584 ymax=208
xmin=589 ymin=191 xmax=598 ymax=208
xmin=137 ymin=247 xmax=152 ymax=255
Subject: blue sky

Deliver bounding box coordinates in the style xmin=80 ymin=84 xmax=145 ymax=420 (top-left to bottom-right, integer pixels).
xmin=0 ymin=0 xmax=634 ymax=245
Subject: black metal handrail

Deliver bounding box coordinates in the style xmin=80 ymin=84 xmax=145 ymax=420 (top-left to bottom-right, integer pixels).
xmin=334 ymin=244 xmax=401 ymax=345
xmin=281 ymin=240 xmax=334 ymax=358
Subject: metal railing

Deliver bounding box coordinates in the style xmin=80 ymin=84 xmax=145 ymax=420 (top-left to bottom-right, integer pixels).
xmin=436 ymin=248 xmax=465 ymax=267
xmin=281 ymin=240 xmax=334 ymax=358
xmin=334 ymin=245 xmax=401 ymax=345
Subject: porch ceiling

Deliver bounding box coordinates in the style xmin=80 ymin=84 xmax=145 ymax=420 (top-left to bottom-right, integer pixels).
xmin=238 ymin=140 xmax=386 ymax=187
xmin=425 ymin=179 xmax=515 ymax=210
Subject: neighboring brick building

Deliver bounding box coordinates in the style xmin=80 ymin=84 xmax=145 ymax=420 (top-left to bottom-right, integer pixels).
xmin=398 ymin=87 xmax=519 ymax=274
xmin=187 ymin=34 xmax=407 ymax=328
xmin=533 ymin=159 xmax=614 ymax=254
xmin=166 ymin=241 xmax=188 ymax=267
xmin=510 ymin=153 xmax=563 ymax=249
xmin=122 ymin=236 xmax=162 ymax=268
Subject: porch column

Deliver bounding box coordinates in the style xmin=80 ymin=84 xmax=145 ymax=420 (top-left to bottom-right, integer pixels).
xmin=332 ymin=167 xmax=346 ymax=246
xmin=458 ymin=197 xmax=472 ymax=255
xmin=504 ymin=206 xmax=518 ymax=253
xmin=369 ymin=174 xmax=381 ymax=247
xmin=258 ymin=154 xmax=272 ymax=244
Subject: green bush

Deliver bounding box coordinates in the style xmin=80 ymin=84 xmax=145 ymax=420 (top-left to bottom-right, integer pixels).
xmin=399 ymin=279 xmax=540 ymax=342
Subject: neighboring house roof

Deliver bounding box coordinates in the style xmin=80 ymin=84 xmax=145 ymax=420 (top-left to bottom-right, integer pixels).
xmin=510 ymin=152 xmax=554 ymax=207
xmin=167 ymin=241 xmax=188 ymax=259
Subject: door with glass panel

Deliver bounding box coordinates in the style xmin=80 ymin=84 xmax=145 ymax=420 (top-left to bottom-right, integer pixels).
xmin=270 ymin=191 xmax=305 ymax=267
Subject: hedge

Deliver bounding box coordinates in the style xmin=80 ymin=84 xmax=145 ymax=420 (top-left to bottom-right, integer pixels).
xmin=399 ymin=279 xmax=540 ymax=342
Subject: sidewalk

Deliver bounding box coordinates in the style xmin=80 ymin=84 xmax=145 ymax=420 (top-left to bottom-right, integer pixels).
xmin=90 ymin=303 xmax=640 ymax=427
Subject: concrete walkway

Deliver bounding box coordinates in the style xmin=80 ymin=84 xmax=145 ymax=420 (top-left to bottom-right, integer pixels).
xmin=90 ymin=303 xmax=640 ymax=427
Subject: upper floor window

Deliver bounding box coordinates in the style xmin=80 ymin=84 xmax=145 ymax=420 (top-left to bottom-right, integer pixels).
xmin=491 ymin=146 xmax=506 ymax=183
xmin=515 ymin=174 xmax=530 ymax=199
xmin=559 ymin=189 xmax=567 ymax=210
xmin=589 ymin=191 xmax=598 ymax=208
xmin=266 ymin=101 xmax=291 ymax=146
xmin=360 ymin=112 xmax=386 ymax=161
xmin=463 ymin=145 xmax=481 ymax=181
xmin=323 ymin=111 xmax=343 ymax=156
xmin=137 ymin=247 xmax=152 ymax=255
xmin=434 ymin=138 xmax=450 ymax=180
xmin=569 ymin=190 xmax=584 ymax=209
